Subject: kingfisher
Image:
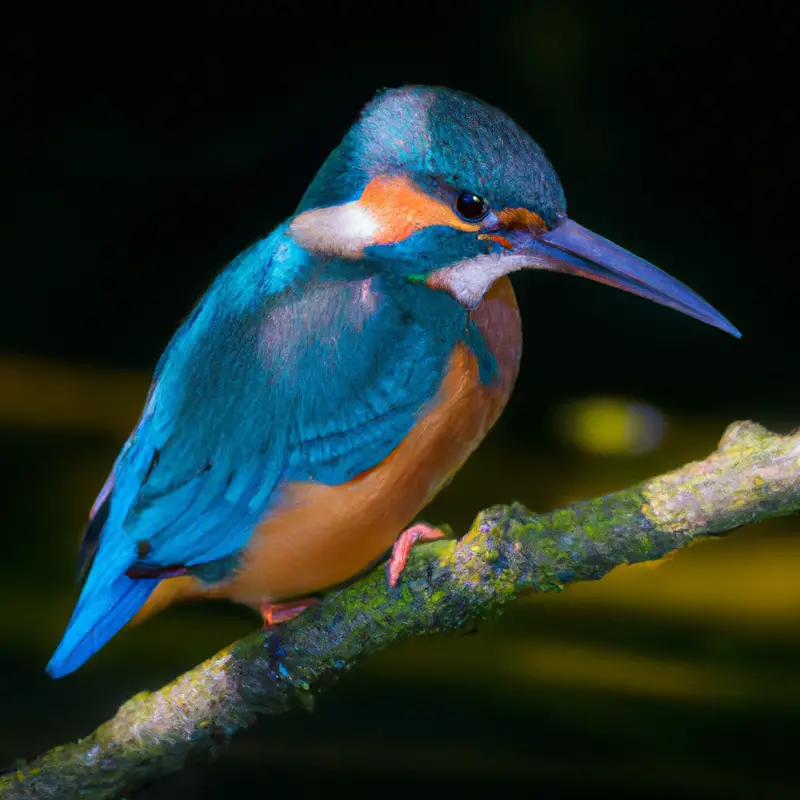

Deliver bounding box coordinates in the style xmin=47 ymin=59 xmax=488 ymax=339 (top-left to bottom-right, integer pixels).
xmin=47 ymin=86 xmax=739 ymax=678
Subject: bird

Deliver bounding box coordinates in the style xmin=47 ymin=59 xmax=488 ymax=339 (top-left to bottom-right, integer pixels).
xmin=47 ymin=85 xmax=740 ymax=678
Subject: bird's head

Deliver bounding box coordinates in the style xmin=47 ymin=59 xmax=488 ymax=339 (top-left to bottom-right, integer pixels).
xmin=289 ymin=86 xmax=739 ymax=337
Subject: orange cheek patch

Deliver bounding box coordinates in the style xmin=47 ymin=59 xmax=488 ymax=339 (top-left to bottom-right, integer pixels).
xmin=358 ymin=175 xmax=482 ymax=245
xmin=497 ymin=207 xmax=549 ymax=234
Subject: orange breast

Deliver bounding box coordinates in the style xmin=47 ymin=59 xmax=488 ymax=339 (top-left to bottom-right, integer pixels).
xmin=134 ymin=277 xmax=522 ymax=620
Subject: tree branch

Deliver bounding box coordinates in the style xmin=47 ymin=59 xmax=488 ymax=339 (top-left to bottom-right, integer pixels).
xmin=3 ymin=420 xmax=799 ymax=800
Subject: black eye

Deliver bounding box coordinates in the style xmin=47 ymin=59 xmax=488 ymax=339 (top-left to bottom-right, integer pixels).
xmin=455 ymin=191 xmax=488 ymax=221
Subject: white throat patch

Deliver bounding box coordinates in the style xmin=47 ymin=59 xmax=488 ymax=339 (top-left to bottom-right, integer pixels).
xmin=431 ymin=252 xmax=552 ymax=309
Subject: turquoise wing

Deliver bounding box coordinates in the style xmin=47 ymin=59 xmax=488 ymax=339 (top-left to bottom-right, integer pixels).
xmin=47 ymin=235 xmax=465 ymax=677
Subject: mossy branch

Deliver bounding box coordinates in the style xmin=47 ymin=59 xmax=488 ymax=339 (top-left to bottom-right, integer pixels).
xmin=2 ymin=420 xmax=799 ymax=800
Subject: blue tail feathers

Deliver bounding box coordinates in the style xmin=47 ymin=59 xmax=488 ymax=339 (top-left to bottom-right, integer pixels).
xmin=46 ymin=573 xmax=158 ymax=678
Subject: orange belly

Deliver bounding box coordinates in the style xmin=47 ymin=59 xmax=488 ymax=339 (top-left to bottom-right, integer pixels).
xmin=134 ymin=277 xmax=522 ymax=620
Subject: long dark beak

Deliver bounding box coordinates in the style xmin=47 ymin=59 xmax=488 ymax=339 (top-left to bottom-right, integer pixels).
xmin=516 ymin=219 xmax=741 ymax=338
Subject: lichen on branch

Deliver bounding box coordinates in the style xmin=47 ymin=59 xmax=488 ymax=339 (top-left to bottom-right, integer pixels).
xmin=2 ymin=420 xmax=798 ymax=800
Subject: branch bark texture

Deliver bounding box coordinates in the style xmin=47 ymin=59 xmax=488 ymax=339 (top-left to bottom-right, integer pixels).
xmin=2 ymin=420 xmax=798 ymax=799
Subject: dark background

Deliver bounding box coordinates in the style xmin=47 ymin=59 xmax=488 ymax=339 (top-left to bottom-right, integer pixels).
xmin=1 ymin=2 xmax=798 ymax=797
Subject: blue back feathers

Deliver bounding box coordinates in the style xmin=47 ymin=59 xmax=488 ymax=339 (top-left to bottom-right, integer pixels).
xmin=48 ymin=227 xmax=481 ymax=677
xmin=47 ymin=85 xmax=539 ymax=677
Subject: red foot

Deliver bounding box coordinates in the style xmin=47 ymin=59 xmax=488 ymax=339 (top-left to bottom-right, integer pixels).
xmin=387 ymin=523 xmax=446 ymax=588
xmin=260 ymin=598 xmax=319 ymax=630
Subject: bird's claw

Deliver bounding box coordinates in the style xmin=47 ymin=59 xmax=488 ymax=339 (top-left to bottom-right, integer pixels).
xmin=386 ymin=522 xmax=446 ymax=588
xmin=259 ymin=598 xmax=319 ymax=630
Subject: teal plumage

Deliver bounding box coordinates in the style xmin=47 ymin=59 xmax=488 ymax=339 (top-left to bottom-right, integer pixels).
xmin=48 ymin=85 xmax=738 ymax=678
xmin=49 ymin=228 xmax=481 ymax=677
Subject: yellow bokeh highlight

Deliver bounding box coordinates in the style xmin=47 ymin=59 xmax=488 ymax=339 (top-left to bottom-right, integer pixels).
xmin=0 ymin=353 xmax=147 ymax=437
xmin=555 ymin=396 xmax=665 ymax=455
